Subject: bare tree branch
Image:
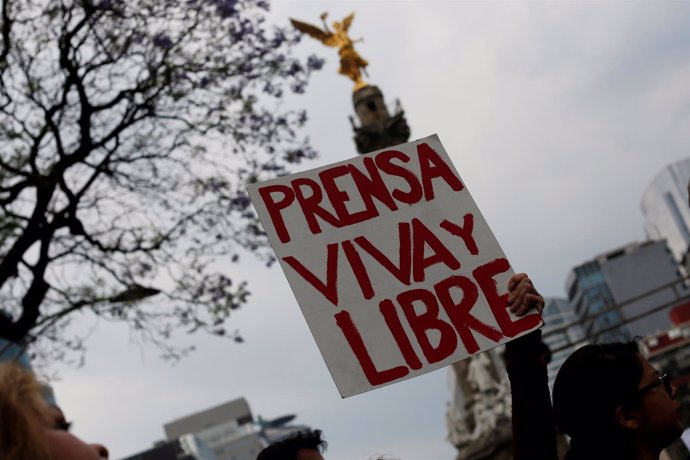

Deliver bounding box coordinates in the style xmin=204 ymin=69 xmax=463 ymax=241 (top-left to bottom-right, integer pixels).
xmin=0 ymin=0 xmax=322 ymax=367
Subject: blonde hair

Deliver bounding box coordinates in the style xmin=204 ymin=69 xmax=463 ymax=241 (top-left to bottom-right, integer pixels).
xmin=0 ymin=362 xmax=52 ymax=460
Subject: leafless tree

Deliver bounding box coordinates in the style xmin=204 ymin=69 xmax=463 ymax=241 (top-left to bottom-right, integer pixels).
xmin=0 ymin=0 xmax=323 ymax=365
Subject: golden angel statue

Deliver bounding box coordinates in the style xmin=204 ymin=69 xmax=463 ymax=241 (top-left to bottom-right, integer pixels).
xmin=290 ymin=12 xmax=369 ymax=91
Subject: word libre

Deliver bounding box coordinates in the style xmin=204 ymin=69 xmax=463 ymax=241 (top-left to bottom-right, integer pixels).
xmin=247 ymin=134 xmax=541 ymax=397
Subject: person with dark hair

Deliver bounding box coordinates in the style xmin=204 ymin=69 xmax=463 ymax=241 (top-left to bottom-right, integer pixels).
xmin=552 ymin=341 xmax=682 ymax=460
xmin=256 ymin=276 xmax=682 ymax=460
xmin=505 ymin=274 xmax=684 ymax=460
xmin=256 ymin=429 xmax=327 ymax=460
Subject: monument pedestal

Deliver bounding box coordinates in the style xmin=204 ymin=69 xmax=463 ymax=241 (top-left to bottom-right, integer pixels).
xmin=348 ymin=80 xmax=512 ymax=460
xmin=350 ymin=85 xmax=410 ymax=155
xmin=446 ymin=351 xmax=513 ymax=460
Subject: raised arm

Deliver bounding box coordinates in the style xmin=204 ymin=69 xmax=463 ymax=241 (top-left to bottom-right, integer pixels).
xmin=504 ymin=273 xmax=558 ymax=460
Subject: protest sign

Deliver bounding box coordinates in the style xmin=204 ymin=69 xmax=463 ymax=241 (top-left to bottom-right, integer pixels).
xmin=247 ymin=134 xmax=542 ymax=397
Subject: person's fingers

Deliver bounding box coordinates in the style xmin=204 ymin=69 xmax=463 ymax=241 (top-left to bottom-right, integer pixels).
xmin=508 ymin=273 xmax=529 ymax=307
xmin=508 ymin=279 xmax=526 ymax=309
xmin=515 ymin=293 xmax=545 ymax=316
xmin=527 ymin=293 xmax=545 ymax=315
xmin=508 ymin=273 xmax=528 ymax=291
xmin=508 ymin=274 xmax=546 ymax=315
xmin=507 ymin=273 xmax=545 ymax=316
xmin=512 ymin=285 xmax=530 ymax=312
xmin=509 ymin=278 xmax=534 ymax=311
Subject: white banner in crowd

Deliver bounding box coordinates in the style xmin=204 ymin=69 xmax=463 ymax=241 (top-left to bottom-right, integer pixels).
xmin=247 ymin=134 xmax=542 ymax=397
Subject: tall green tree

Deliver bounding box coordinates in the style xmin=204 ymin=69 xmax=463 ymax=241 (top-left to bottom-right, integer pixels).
xmin=0 ymin=0 xmax=322 ymax=363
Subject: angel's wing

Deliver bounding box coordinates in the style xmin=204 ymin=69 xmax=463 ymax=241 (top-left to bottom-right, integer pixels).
xmin=290 ymin=19 xmax=336 ymax=47
xmin=341 ymin=13 xmax=354 ymax=32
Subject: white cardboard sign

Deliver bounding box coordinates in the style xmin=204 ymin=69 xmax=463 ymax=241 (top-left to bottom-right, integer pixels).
xmin=247 ymin=134 xmax=542 ymax=397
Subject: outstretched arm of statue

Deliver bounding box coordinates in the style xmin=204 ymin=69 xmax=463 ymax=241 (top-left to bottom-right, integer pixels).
xmin=289 ymin=19 xmax=338 ymax=47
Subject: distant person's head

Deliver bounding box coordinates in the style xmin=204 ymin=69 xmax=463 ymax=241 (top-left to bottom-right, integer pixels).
xmin=552 ymin=342 xmax=682 ymax=459
xmin=257 ymin=429 xmax=327 ymax=460
xmin=0 ymin=362 xmax=109 ymax=460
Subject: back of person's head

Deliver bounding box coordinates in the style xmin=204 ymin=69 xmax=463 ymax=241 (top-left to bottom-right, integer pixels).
xmin=0 ymin=362 xmax=52 ymax=460
xmin=257 ymin=429 xmax=326 ymax=460
xmin=552 ymin=342 xmax=642 ymax=459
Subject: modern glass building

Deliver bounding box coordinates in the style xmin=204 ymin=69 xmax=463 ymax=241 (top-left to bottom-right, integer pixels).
xmin=642 ymin=158 xmax=690 ymax=262
xmin=566 ymin=258 xmax=628 ymax=344
xmin=566 ymin=240 xmax=687 ymax=344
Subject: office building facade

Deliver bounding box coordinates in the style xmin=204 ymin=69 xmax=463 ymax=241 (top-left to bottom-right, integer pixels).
xmin=122 ymin=435 xmax=216 ymax=460
xmin=164 ymin=398 xmax=263 ymax=460
xmin=641 ymin=158 xmax=690 ymax=262
xmin=566 ymin=240 xmax=686 ymax=343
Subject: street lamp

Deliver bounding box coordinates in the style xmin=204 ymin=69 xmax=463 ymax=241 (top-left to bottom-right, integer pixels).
xmin=0 ymin=284 xmax=161 ymax=365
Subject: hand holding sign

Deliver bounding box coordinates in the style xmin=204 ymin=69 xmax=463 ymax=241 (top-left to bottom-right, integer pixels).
xmin=508 ymin=273 xmax=546 ymax=317
xmin=247 ymin=134 xmax=543 ymax=397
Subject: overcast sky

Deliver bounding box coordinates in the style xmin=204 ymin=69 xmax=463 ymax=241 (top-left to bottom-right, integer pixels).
xmin=51 ymin=2 xmax=690 ymax=460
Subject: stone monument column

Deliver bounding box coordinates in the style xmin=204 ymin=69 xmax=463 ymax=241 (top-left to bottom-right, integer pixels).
xmin=293 ymin=12 xmax=511 ymax=459
xmin=350 ymin=85 xmax=410 ymax=155
xmin=348 ymin=80 xmax=512 ymax=459
xmin=343 ymin=41 xmax=511 ymax=460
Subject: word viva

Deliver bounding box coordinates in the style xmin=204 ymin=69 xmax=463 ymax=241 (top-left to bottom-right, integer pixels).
xmin=283 ymin=213 xmax=478 ymax=306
